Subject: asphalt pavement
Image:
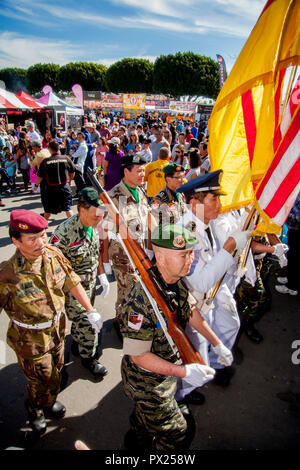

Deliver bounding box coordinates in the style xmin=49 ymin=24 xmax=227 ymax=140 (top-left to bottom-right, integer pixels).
xmin=0 ymin=180 xmax=299 ymax=451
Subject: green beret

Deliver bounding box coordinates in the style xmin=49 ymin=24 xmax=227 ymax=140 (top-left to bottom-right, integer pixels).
xmin=121 ymin=153 xmax=147 ymax=167
xmin=163 ymin=163 xmax=185 ymax=176
xmin=79 ymin=187 xmax=107 ymax=210
xmin=151 ymin=223 xmax=197 ymax=250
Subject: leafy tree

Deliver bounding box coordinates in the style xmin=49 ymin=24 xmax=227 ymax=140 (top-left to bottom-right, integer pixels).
xmin=58 ymin=62 xmax=107 ymax=91
xmin=27 ymin=63 xmax=60 ymax=94
xmin=0 ymin=68 xmax=28 ymax=93
xmin=106 ymin=58 xmax=154 ymax=93
xmin=153 ymin=52 xmax=220 ymax=98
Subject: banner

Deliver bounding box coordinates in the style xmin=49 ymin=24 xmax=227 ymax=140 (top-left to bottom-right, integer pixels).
xmin=42 ymin=85 xmax=53 ymax=95
xmin=123 ymin=94 xmax=145 ymax=110
xmin=216 ymin=55 xmax=227 ymax=88
xmin=72 ymin=83 xmax=84 ymax=108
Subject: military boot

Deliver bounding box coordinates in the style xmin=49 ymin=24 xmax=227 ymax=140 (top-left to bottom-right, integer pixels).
xmin=81 ymin=356 xmax=108 ymax=378
xmin=44 ymin=401 xmax=66 ymax=419
xmin=25 ymin=400 xmax=47 ymax=435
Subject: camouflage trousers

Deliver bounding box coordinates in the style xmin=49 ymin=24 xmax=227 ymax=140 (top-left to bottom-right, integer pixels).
xmin=109 ymin=240 xmax=139 ymax=321
xmin=121 ymin=355 xmax=189 ymax=451
xmin=17 ymin=342 xmax=64 ymax=411
xmin=65 ymin=277 xmax=98 ymax=358
xmin=235 ymin=257 xmax=272 ymax=324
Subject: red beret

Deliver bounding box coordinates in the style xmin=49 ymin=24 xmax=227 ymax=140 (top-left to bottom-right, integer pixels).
xmin=10 ymin=209 xmax=48 ymax=233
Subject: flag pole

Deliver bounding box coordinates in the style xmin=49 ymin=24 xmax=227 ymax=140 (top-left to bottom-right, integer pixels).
xmin=279 ymin=65 xmax=297 ymax=124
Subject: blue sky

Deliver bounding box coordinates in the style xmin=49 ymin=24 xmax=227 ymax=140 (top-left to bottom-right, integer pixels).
xmin=0 ymin=0 xmax=266 ymax=72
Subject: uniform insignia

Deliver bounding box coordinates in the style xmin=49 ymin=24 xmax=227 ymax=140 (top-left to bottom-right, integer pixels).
xmin=18 ymin=223 xmax=28 ymax=230
xmin=173 ymin=235 xmax=185 ymax=248
xmin=128 ymin=313 xmax=144 ymax=331
xmin=50 ymin=234 xmax=60 ymax=245
xmin=151 ymin=201 xmax=160 ymax=209
xmin=167 ymin=203 xmax=177 ymax=212
xmin=23 ymin=281 xmax=34 ymax=289
xmin=76 ymin=256 xmax=83 ymax=264
xmin=176 ymin=165 xmax=181 ymax=171
xmin=70 ymin=240 xmax=85 ymax=249
xmin=185 ymin=221 xmax=196 ymax=232
xmin=132 ymin=155 xmax=139 ymax=163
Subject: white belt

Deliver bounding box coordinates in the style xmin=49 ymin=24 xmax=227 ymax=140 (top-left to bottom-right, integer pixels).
xmin=12 ymin=312 xmax=62 ymax=330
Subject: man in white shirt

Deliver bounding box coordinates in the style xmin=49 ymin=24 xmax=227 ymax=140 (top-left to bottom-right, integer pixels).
xmin=70 ymin=132 xmax=88 ymax=195
xmin=26 ymin=122 xmax=41 ymax=142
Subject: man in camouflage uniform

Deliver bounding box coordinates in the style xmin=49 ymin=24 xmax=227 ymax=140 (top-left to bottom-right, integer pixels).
xmin=108 ymin=154 xmax=156 ymax=327
xmin=49 ymin=187 xmax=108 ymax=378
xmin=120 ymin=224 xmax=232 ymax=451
xmin=151 ymin=163 xmax=187 ymax=225
xmin=0 ymin=209 xmax=101 ymax=435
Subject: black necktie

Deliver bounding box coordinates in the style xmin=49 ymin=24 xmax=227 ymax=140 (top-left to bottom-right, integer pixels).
xmin=205 ymin=226 xmax=214 ymax=249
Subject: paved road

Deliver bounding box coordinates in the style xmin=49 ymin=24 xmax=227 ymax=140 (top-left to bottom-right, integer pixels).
xmin=0 ymin=183 xmax=299 ymax=450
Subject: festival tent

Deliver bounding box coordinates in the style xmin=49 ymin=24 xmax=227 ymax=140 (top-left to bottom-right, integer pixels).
xmin=0 ymin=88 xmax=31 ymax=111
xmin=16 ymin=91 xmax=45 ymax=110
xmin=36 ymin=92 xmax=84 ymax=116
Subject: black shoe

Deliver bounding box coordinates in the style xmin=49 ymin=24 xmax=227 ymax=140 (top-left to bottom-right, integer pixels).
xmin=44 ymin=401 xmax=66 ymax=419
xmin=113 ymin=318 xmax=123 ymax=342
xmin=81 ymin=357 xmax=108 ymax=378
xmin=214 ymin=366 xmax=235 ymax=387
xmin=71 ymin=340 xmax=80 ymax=356
xmin=124 ymin=429 xmax=153 ymax=450
xmin=244 ymin=324 xmax=263 ymax=343
xmin=25 ymin=400 xmax=47 ymax=435
xmin=179 ymin=389 xmax=205 ymax=405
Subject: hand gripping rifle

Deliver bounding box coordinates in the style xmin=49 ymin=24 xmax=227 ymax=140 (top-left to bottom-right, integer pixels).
xmin=87 ymin=167 xmax=205 ymax=365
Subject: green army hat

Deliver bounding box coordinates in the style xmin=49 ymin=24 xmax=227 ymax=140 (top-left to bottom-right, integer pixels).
xmin=163 ymin=163 xmax=185 ymax=176
xmin=79 ymin=187 xmax=107 ymax=210
xmin=151 ymin=223 xmax=198 ymax=250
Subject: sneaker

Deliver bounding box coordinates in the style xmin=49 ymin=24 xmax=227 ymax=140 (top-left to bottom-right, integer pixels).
xmin=275 ymin=285 xmax=298 ymax=296
xmin=277 ymin=276 xmax=288 ymax=284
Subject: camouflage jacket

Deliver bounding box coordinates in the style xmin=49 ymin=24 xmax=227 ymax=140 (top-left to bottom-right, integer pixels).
xmin=120 ymin=279 xmax=195 ymax=366
xmin=49 ymin=214 xmax=100 ymax=276
xmin=151 ymin=186 xmax=187 ymax=225
xmin=0 ymin=246 xmax=80 ymax=358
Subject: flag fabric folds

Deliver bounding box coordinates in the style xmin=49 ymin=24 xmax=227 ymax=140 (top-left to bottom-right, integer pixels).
xmin=208 ymin=0 xmax=300 ymax=232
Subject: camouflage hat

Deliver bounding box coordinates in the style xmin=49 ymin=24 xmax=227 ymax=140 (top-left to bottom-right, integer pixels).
xmin=163 ymin=163 xmax=185 ymax=176
xmin=79 ymin=187 xmax=107 ymax=210
xmin=151 ymin=223 xmax=197 ymax=250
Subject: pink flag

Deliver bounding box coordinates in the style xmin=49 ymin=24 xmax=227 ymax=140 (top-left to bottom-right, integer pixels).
xmin=42 ymin=85 xmax=53 ymax=94
xmin=72 ymin=84 xmax=83 ymax=108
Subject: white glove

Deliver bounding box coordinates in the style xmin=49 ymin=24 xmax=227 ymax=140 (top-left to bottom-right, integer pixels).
xmin=278 ymin=253 xmax=288 ymax=268
xmin=86 ymin=308 xmax=103 ymax=333
xmin=145 ymin=248 xmax=154 ymax=260
xmin=212 ymin=342 xmax=233 ymax=367
xmin=234 ymin=266 xmax=247 ymax=279
xmin=273 ymin=243 xmax=288 ymax=257
xmin=103 ymin=262 xmax=112 ymax=275
xmin=184 ymin=363 xmax=215 ymax=387
xmin=230 ymin=230 xmax=251 ymax=250
xmin=98 ymin=274 xmax=110 ymax=298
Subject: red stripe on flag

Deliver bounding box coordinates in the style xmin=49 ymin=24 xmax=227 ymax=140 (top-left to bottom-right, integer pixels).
xmin=256 ymin=105 xmax=300 ymax=199
xmin=264 ymin=157 xmax=300 ymax=217
xmin=260 ymin=0 xmax=276 ymax=18
xmin=242 ymin=90 xmax=257 ymax=164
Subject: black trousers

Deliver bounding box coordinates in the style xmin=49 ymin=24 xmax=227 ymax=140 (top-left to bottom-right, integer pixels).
xmin=287 ymin=228 xmax=300 ymax=291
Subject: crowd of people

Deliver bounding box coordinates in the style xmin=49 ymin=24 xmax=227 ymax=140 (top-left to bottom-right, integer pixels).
xmin=0 ymin=112 xmax=299 ymax=450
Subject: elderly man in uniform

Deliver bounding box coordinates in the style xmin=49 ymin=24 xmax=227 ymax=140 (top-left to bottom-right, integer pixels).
xmin=108 ymin=154 xmax=157 ymax=331
xmin=176 ymin=170 xmax=251 ymax=388
xmin=120 ymin=224 xmax=233 ymax=451
xmin=49 ymin=188 xmax=108 ymax=378
xmin=0 ymin=210 xmax=103 ymax=435
xmin=151 ymin=163 xmax=186 ymax=225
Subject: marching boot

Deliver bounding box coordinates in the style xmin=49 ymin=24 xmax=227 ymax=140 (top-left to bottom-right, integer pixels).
xmin=25 ymin=400 xmax=47 ymax=435
xmin=214 ymin=366 xmax=236 ymax=387
xmin=44 ymin=401 xmax=66 ymax=419
xmin=81 ymin=356 xmax=108 ymax=378
xmin=178 ymin=389 xmax=205 ymax=405
xmin=71 ymin=340 xmax=80 ymax=356
xmin=243 ymin=320 xmax=263 ymax=343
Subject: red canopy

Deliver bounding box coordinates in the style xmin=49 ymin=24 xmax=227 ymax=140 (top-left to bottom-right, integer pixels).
xmin=16 ymin=91 xmax=45 ymax=110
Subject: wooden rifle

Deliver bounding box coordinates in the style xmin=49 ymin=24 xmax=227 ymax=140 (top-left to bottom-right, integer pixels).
xmin=87 ymin=167 xmax=205 ymax=365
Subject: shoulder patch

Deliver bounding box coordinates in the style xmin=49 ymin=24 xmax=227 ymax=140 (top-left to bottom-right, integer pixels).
xmin=185 ymin=221 xmax=197 ymax=232
xmin=151 ymin=201 xmax=160 ymax=209
xmin=49 ymin=234 xmax=60 ymax=245
xmin=128 ymin=313 xmax=144 ymax=331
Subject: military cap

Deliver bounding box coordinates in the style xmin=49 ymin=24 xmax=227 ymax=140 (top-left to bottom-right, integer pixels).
xmin=177 ymin=169 xmax=227 ymax=196
xmin=163 ymin=163 xmax=185 ymax=176
xmin=151 ymin=223 xmax=197 ymax=250
xmin=10 ymin=209 xmax=48 ymax=233
xmin=79 ymin=187 xmax=107 ymax=210
xmin=121 ymin=153 xmax=147 ymax=167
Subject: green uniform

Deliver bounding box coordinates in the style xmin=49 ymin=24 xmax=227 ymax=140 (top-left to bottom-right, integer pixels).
xmin=49 ymin=214 xmax=100 ymax=358
xmin=151 ymin=185 xmax=186 ymax=225
xmin=108 ymin=180 xmax=151 ymax=320
xmin=120 ymin=279 xmax=196 ymax=450
xmin=0 ymin=246 xmax=80 ymax=411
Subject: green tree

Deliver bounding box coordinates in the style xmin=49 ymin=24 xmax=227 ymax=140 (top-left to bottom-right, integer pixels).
xmin=153 ymin=52 xmax=220 ymax=98
xmin=0 ymin=68 xmax=28 ymax=93
xmin=27 ymin=63 xmax=60 ymax=94
xmin=106 ymin=58 xmax=154 ymax=93
xmin=58 ymin=62 xmax=107 ymax=91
